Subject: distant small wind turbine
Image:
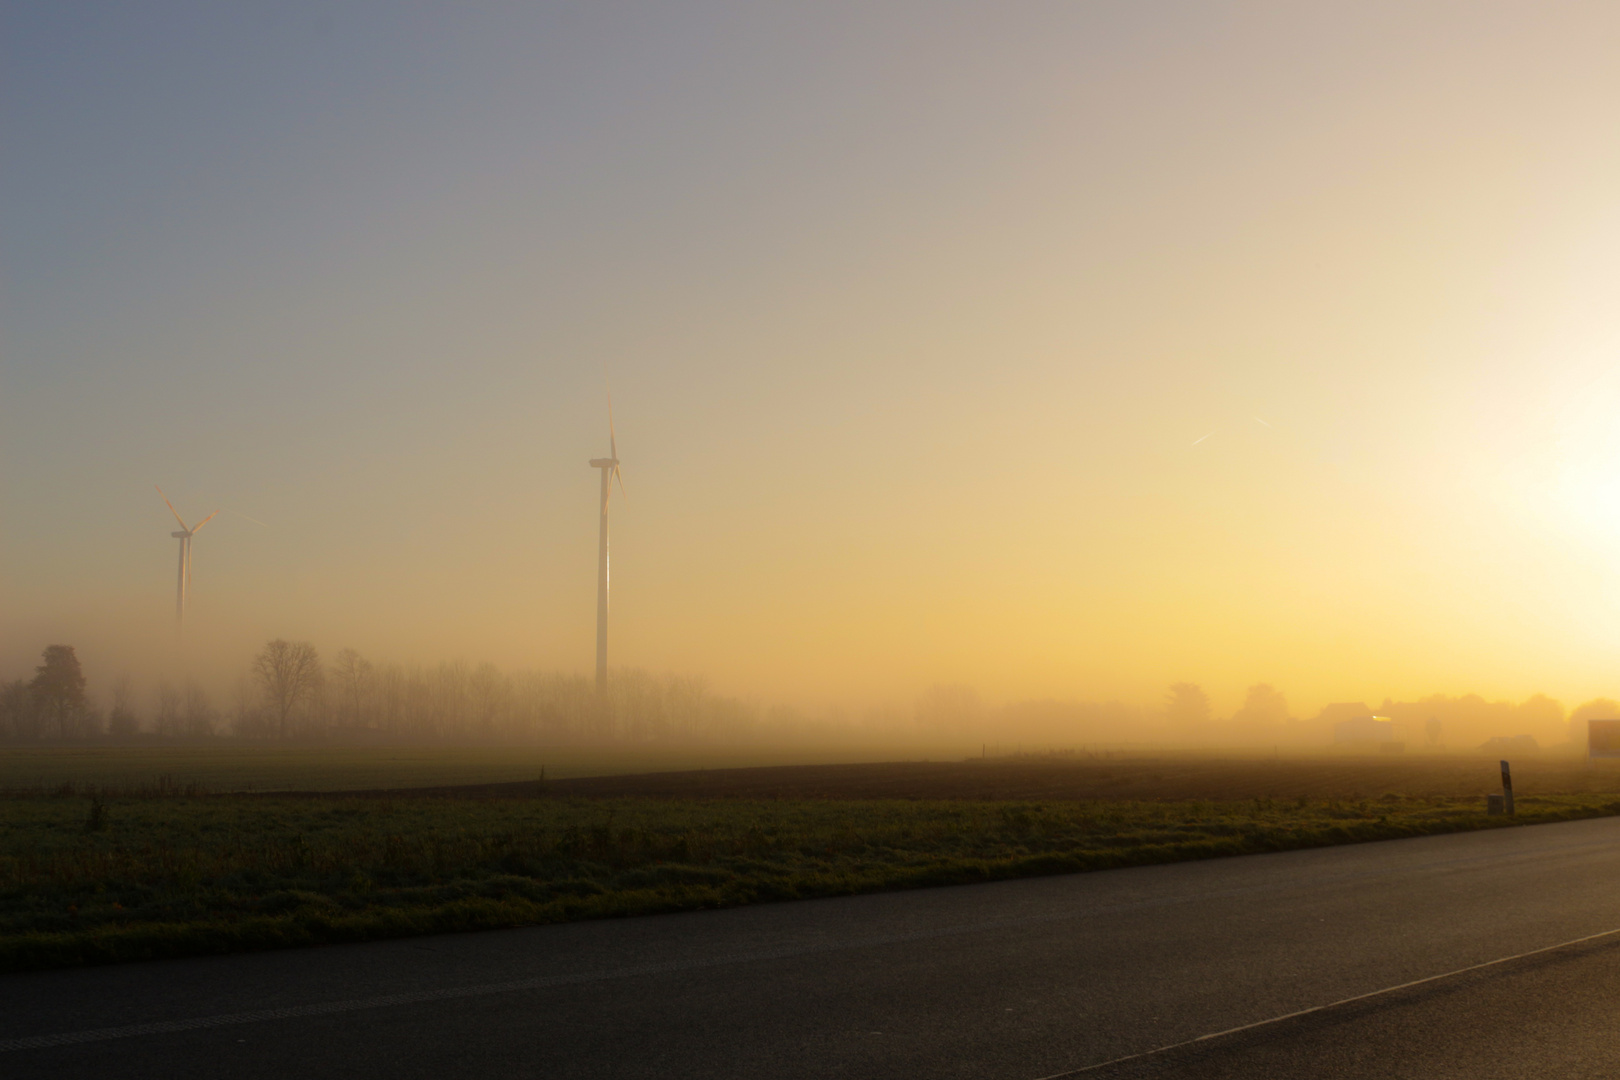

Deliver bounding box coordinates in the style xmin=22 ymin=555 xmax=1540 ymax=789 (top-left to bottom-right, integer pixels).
xmin=588 ymin=396 xmax=626 ymax=694
xmin=156 ymin=486 xmax=218 ymax=630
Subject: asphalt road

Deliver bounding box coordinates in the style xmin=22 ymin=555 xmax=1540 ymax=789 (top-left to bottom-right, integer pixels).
xmin=7 ymin=816 xmax=1620 ymax=1079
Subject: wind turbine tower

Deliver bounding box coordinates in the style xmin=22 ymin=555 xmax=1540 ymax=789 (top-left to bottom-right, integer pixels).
xmin=156 ymin=486 xmax=218 ymax=631
xmin=588 ymin=401 xmax=626 ymax=694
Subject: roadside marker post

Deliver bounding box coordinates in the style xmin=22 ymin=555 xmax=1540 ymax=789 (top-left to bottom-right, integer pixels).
xmin=1500 ymin=759 xmax=1514 ymax=817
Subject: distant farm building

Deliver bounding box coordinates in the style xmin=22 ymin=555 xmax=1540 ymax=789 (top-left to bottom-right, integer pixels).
xmin=1333 ymin=715 xmax=1403 ymax=750
xmin=1590 ymin=719 xmax=1620 ymax=759
xmin=1315 ymin=702 xmax=1374 ymax=727
xmin=1479 ymin=734 xmax=1540 ymax=756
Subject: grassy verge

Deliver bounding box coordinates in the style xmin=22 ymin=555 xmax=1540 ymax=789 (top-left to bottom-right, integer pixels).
xmin=4 ymin=792 xmax=1617 ymax=972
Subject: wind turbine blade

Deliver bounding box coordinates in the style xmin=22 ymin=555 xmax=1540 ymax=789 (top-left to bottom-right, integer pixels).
xmin=608 ymin=390 xmax=618 ymax=460
xmin=614 ymin=466 xmax=626 ymax=501
xmin=191 ymin=511 xmax=220 ymax=533
xmin=155 ymin=485 xmax=189 ymax=530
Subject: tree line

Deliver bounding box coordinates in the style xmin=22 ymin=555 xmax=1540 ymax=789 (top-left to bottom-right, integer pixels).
xmin=0 ymin=642 xmax=777 ymax=744
xmin=4 ymin=643 xmax=1611 ymax=748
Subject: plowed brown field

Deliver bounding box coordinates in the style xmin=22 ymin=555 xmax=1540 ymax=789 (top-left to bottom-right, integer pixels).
xmin=372 ymin=755 xmax=1620 ymax=802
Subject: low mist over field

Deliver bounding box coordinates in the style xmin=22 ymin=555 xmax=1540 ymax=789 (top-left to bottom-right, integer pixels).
xmin=2 ymin=639 xmax=1611 ymax=757
xmin=11 ymin=5 xmax=1620 ymax=764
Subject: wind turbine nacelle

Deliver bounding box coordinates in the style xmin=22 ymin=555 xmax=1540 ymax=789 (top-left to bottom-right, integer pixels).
xmin=171 ymin=531 xmax=189 ymax=539
xmin=589 ymin=458 xmax=619 ymax=468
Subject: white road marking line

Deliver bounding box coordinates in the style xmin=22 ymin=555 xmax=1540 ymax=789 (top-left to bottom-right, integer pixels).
xmin=1031 ymin=925 xmax=1620 ymax=1078
xmin=0 ymin=950 xmax=808 ymax=1053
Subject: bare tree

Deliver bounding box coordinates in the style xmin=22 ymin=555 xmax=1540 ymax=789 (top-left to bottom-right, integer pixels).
xmin=469 ymin=662 xmax=509 ymax=735
xmin=153 ymin=680 xmax=182 ymax=737
xmin=375 ymin=662 xmax=405 ymax=735
xmin=0 ymin=679 xmax=36 ymax=740
xmin=229 ymin=676 xmax=262 ymax=736
xmin=331 ymin=648 xmax=373 ymax=728
xmin=183 ymin=681 xmax=216 ymax=737
xmin=432 ymin=661 xmax=470 ymax=736
xmin=108 ymin=673 xmax=140 ymax=737
xmin=253 ymin=640 xmax=323 ymax=739
xmin=915 ymin=684 xmax=984 ymax=735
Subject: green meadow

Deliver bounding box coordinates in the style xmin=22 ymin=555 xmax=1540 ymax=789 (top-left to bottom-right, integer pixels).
xmin=4 ymin=789 xmax=1618 ymax=972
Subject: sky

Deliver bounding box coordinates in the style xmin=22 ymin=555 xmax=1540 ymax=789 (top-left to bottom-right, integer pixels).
xmin=6 ymin=1 xmax=1620 ymax=717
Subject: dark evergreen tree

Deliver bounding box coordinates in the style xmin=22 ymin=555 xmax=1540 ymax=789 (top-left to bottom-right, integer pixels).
xmin=31 ymin=645 xmax=88 ymax=739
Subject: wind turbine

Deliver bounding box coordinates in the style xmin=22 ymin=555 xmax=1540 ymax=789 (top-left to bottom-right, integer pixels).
xmin=156 ymin=486 xmax=218 ymax=630
xmin=588 ymin=398 xmax=626 ymax=694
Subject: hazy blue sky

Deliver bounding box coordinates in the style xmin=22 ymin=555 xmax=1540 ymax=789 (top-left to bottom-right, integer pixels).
xmin=7 ymin=2 xmax=1620 ymax=714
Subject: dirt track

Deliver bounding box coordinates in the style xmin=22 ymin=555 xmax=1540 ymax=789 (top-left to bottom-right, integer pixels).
xmin=345 ymin=755 xmax=1620 ymax=802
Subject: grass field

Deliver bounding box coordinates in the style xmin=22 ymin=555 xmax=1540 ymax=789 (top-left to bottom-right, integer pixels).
xmin=5 ymin=783 xmax=1620 ymax=973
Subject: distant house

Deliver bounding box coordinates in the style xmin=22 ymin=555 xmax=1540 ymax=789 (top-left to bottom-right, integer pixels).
xmin=1315 ymin=702 xmax=1374 ymax=727
xmin=1333 ymin=715 xmax=1401 ymax=747
xmin=1479 ymin=734 xmax=1539 ymax=756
